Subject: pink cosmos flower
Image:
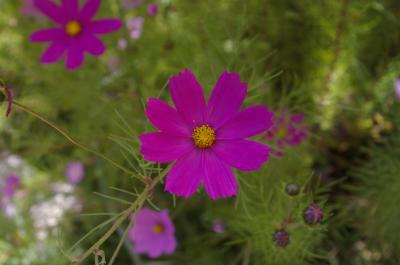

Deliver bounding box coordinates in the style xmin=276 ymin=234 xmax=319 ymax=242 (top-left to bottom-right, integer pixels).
xmin=395 ymin=79 xmax=400 ymax=100
xmin=122 ymin=0 xmax=144 ymax=10
xmin=2 ymin=175 xmax=20 ymax=200
xmin=65 ymin=161 xmax=84 ymax=185
xmin=147 ymin=3 xmax=158 ymax=16
xmin=263 ymin=108 xmax=307 ymax=154
xmin=129 ymin=208 xmax=176 ymax=258
xmin=126 ymin=16 xmax=144 ymax=39
xmin=21 ymin=0 xmax=43 ymax=18
xmin=139 ymin=69 xmax=273 ymax=200
xmin=29 ymin=0 xmax=123 ymax=70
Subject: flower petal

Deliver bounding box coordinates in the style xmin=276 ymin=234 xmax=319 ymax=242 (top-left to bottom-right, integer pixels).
xmin=217 ymin=106 xmax=273 ymax=139
xmin=165 ymin=150 xmax=203 ymax=198
xmin=30 ymin=28 xmax=65 ymax=42
xmin=145 ymin=98 xmax=191 ymax=136
xmin=34 ymin=0 xmax=67 ymax=23
xmin=169 ymin=69 xmax=207 ymax=127
xmin=65 ymin=44 xmax=84 ymax=70
xmin=40 ymin=41 xmax=67 ymax=63
xmin=79 ymin=0 xmax=100 ymax=21
xmin=213 ymin=139 xmax=270 ymax=171
xmin=203 ymin=151 xmax=237 ymax=200
xmin=81 ymin=35 xmax=105 ymax=56
xmin=207 ymin=71 xmax=247 ymax=128
xmin=140 ymin=132 xmax=193 ymax=163
xmin=87 ymin=19 xmax=123 ymax=34
xmin=61 ymin=0 xmax=79 ymax=17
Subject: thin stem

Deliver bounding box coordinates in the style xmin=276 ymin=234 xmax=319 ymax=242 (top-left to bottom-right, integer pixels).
xmin=70 ymin=164 xmax=172 ymax=265
xmin=12 ymin=100 xmax=140 ymax=180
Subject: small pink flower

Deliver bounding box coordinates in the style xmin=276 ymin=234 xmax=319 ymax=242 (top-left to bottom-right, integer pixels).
xmin=126 ymin=16 xmax=144 ymax=39
xmin=140 ymin=69 xmax=272 ymax=199
xmin=129 ymin=208 xmax=176 ymax=258
xmin=117 ymin=38 xmax=128 ymax=50
xmin=65 ymin=161 xmax=84 ymax=185
xmin=395 ymin=79 xmax=400 ymax=100
xmin=147 ymin=3 xmax=158 ymax=16
xmin=21 ymin=0 xmax=43 ymax=18
xmin=263 ymin=108 xmax=307 ymax=154
xmin=212 ymin=219 xmax=224 ymax=234
xmin=122 ymin=0 xmax=144 ymax=10
xmin=29 ymin=0 xmax=123 ymax=70
xmin=2 ymin=175 xmax=20 ymax=200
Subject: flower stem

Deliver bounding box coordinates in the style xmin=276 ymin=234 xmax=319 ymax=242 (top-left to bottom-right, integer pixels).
xmin=70 ymin=164 xmax=172 ymax=265
xmin=12 ymin=100 xmax=139 ymax=179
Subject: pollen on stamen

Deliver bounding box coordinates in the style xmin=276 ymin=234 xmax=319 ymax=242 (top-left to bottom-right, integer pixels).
xmin=192 ymin=125 xmax=216 ymax=149
xmin=152 ymin=223 xmax=165 ymax=234
xmin=65 ymin=20 xmax=82 ymax=37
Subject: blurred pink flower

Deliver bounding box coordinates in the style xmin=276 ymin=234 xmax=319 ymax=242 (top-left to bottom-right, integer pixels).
xmin=118 ymin=38 xmax=128 ymax=50
xmin=212 ymin=219 xmax=224 ymax=234
xmin=126 ymin=16 xmax=144 ymax=39
xmin=122 ymin=0 xmax=144 ymax=10
xmin=147 ymin=3 xmax=158 ymax=16
xmin=395 ymin=79 xmax=400 ymax=100
xmin=21 ymin=0 xmax=43 ymax=18
xmin=65 ymin=161 xmax=84 ymax=185
xmin=1 ymin=175 xmax=20 ymax=217
xmin=129 ymin=208 xmax=176 ymax=258
xmin=105 ymin=56 xmax=121 ymax=73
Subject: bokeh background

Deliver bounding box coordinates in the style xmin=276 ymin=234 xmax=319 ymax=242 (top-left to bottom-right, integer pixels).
xmin=1 ymin=0 xmax=400 ymax=264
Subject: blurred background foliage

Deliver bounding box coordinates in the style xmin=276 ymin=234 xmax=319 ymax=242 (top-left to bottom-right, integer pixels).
xmin=1 ymin=0 xmax=400 ymax=264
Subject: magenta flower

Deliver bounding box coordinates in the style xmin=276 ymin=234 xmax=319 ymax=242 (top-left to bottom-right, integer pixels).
xmin=139 ymin=69 xmax=272 ymax=200
xmin=21 ymin=0 xmax=43 ymax=18
xmin=129 ymin=208 xmax=176 ymax=258
xmin=122 ymin=0 xmax=144 ymax=10
xmin=263 ymin=108 xmax=307 ymax=154
xmin=29 ymin=0 xmax=123 ymax=70
xmin=65 ymin=161 xmax=84 ymax=185
xmin=147 ymin=3 xmax=158 ymax=16
xmin=2 ymin=175 xmax=20 ymax=200
xmin=395 ymin=79 xmax=400 ymax=100
xmin=126 ymin=17 xmax=144 ymax=39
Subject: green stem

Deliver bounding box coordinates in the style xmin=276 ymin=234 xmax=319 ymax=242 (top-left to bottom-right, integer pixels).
xmin=12 ymin=100 xmax=139 ymax=179
xmin=70 ymin=164 xmax=172 ymax=265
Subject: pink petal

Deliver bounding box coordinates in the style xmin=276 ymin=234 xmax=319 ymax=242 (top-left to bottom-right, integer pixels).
xmin=145 ymin=98 xmax=191 ymax=136
xmin=139 ymin=132 xmax=193 ymax=163
xmin=217 ymin=106 xmax=273 ymax=139
xmin=34 ymin=0 xmax=67 ymax=23
xmin=30 ymin=28 xmax=65 ymax=42
xmin=65 ymin=45 xmax=84 ymax=70
xmin=81 ymin=35 xmax=105 ymax=56
xmin=61 ymin=0 xmax=78 ymax=17
xmin=79 ymin=0 xmax=101 ymax=21
xmin=165 ymin=150 xmax=203 ymax=197
xmin=40 ymin=41 xmax=67 ymax=63
xmin=203 ymin=151 xmax=237 ymax=200
xmin=87 ymin=19 xmax=123 ymax=34
xmin=207 ymin=71 xmax=247 ymax=128
xmin=169 ymin=69 xmax=207 ymax=127
xmin=213 ymin=139 xmax=270 ymax=171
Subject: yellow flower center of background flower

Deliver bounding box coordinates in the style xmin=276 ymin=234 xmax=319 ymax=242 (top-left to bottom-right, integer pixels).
xmin=152 ymin=223 xmax=165 ymax=234
xmin=65 ymin=20 xmax=82 ymax=37
xmin=192 ymin=125 xmax=216 ymax=148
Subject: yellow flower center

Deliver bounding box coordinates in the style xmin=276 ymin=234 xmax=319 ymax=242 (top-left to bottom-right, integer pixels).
xmin=276 ymin=127 xmax=287 ymax=138
xmin=65 ymin=20 xmax=82 ymax=37
xmin=192 ymin=125 xmax=216 ymax=149
xmin=152 ymin=223 xmax=164 ymax=234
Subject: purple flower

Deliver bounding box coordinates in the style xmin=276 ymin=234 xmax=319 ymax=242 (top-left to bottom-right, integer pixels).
xmin=395 ymin=79 xmax=400 ymax=100
xmin=140 ymin=69 xmax=273 ymax=200
xmin=122 ymin=0 xmax=144 ymax=10
xmin=212 ymin=219 xmax=224 ymax=234
xmin=273 ymin=229 xmax=289 ymax=247
xmin=129 ymin=208 xmax=176 ymax=258
xmin=264 ymin=108 xmax=307 ymax=152
xmin=21 ymin=0 xmax=43 ymax=18
xmin=2 ymin=175 xmax=20 ymax=200
xmin=147 ymin=3 xmax=158 ymax=16
xmin=126 ymin=17 xmax=144 ymax=39
xmin=29 ymin=0 xmax=123 ymax=70
xmin=303 ymin=204 xmax=323 ymax=225
xmin=65 ymin=161 xmax=84 ymax=185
